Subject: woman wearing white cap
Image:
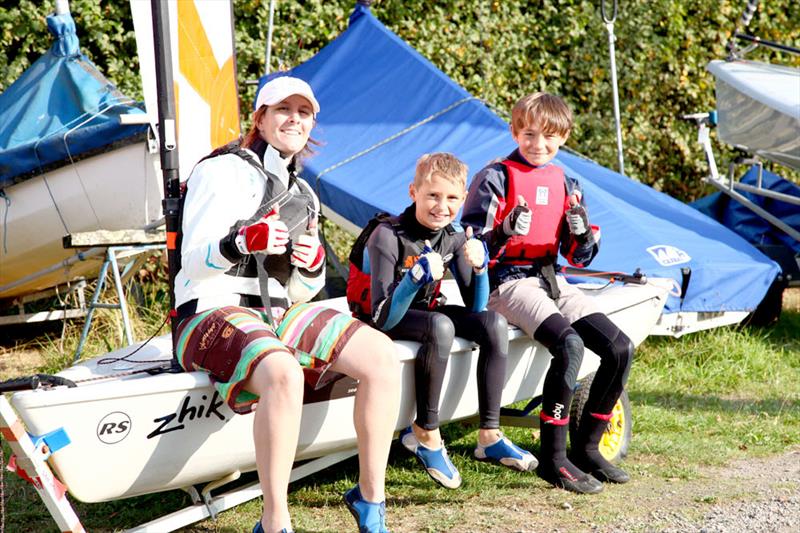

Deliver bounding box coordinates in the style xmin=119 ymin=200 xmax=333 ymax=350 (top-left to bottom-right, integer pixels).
xmin=173 ymin=76 xmax=400 ymax=533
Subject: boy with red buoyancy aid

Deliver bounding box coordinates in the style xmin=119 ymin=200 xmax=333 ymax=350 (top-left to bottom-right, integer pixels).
xmin=363 ymin=153 xmax=536 ymax=489
xmin=461 ymin=93 xmax=634 ymax=494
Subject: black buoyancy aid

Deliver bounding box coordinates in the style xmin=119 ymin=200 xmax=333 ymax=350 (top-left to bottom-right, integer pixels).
xmin=192 ymin=141 xmax=316 ymax=285
xmin=494 ymin=160 xmax=569 ymax=265
xmin=347 ymin=213 xmax=458 ymax=318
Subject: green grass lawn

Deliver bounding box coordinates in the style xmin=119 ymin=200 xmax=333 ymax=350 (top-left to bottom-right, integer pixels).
xmin=2 ymin=289 xmax=798 ymax=532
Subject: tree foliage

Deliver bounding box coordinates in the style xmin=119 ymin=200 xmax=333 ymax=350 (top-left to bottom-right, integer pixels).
xmin=2 ymin=0 xmax=797 ymax=200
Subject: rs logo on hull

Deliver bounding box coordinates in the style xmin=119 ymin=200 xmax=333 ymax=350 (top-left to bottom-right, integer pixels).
xmin=97 ymin=411 xmax=132 ymax=444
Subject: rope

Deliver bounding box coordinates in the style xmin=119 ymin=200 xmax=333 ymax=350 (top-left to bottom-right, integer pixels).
xmin=313 ymin=96 xmax=478 ymax=186
xmin=95 ymin=312 xmax=170 ymax=368
xmin=0 ymin=191 xmax=9 ymax=255
xmin=0 ymin=442 xmax=4 ymax=533
xmin=62 ymin=99 xmax=139 ymax=229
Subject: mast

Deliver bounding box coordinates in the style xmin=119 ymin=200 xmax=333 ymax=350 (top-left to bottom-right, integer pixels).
xmin=150 ymin=0 xmax=181 ymax=355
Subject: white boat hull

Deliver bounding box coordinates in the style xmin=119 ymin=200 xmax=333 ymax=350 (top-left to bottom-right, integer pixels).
xmin=708 ymin=59 xmax=800 ymax=171
xmin=9 ymin=279 xmax=669 ymax=503
xmin=0 ymin=141 xmax=162 ymax=300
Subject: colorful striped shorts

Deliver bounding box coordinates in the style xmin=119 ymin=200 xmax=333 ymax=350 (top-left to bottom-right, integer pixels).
xmin=175 ymin=303 xmax=364 ymax=414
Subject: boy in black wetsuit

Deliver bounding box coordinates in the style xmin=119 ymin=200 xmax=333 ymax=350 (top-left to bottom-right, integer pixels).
xmin=362 ymin=153 xmax=536 ymax=489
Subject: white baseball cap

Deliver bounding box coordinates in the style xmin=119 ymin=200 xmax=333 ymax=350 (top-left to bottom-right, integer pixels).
xmin=255 ymin=76 xmax=320 ymax=114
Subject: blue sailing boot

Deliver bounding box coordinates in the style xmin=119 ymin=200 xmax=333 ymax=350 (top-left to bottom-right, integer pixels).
xmin=252 ymin=520 xmax=293 ymax=533
xmin=343 ymin=484 xmax=389 ymax=533
xmin=400 ymin=426 xmax=462 ymax=489
xmin=474 ymin=432 xmax=538 ymax=472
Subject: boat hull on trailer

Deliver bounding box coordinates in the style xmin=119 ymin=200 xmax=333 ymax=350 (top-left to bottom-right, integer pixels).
xmin=708 ymin=59 xmax=800 ymax=171
xmin=10 ymin=279 xmax=669 ymax=503
xmin=0 ymin=141 xmax=163 ymax=300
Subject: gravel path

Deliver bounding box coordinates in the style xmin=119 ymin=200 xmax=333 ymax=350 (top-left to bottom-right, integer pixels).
xmin=612 ymin=449 xmax=800 ymax=533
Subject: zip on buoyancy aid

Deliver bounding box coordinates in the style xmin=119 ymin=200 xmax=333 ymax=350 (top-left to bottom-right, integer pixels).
xmin=346 ymin=213 xmax=458 ymax=319
xmin=494 ymin=160 xmax=569 ymax=266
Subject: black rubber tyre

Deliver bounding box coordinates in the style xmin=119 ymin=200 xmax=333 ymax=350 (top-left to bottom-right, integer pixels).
xmin=569 ymin=371 xmax=632 ymax=462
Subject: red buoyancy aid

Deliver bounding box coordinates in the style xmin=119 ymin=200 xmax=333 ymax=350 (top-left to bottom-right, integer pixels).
xmin=496 ymin=160 xmax=569 ymax=264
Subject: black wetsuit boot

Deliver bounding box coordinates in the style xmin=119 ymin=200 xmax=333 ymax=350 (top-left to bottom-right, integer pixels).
xmin=568 ymin=313 xmax=634 ymax=484
xmin=570 ymin=412 xmax=630 ymax=483
xmin=534 ymin=330 xmax=602 ymax=494
xmin=537 ymin=416 xmax=603 ymax=494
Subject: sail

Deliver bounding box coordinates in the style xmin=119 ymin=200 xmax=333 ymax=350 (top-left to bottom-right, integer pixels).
xmin=130 ymin=0 xmax=241 ymax=181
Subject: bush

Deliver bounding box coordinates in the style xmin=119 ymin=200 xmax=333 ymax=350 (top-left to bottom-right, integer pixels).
xmin=2 ymin=0 xmax=797 ymax=201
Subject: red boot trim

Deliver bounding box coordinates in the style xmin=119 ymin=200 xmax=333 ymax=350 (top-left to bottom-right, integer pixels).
xmin=540 ymin=412 xmax=570 ymax=425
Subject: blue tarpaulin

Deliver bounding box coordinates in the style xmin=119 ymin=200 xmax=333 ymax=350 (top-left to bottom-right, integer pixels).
xmin=0 ymin=12 xmax=147 ymax=188
xmin=261 ymin=3 xmax=779 ymax=314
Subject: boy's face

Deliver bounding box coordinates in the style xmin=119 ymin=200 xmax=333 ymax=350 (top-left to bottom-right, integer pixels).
xmin=512 ymin=122 xmax=568 ymax=167
xmin=409 ymin=174 xmax=465 ymax=231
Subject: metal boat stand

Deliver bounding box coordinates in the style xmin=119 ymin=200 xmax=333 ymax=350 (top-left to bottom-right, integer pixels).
xmin=72 ymin=244 xmax=164 ymax=361
xmin=126 ymin=450 xmax=358 ymax=532
xmin=0 ymin=281 xmax=88 ymax=328
xmin=0 ymin=393 xmax=358 ymax=532
xmin=61 ymin=228 xmax=167 ymax=361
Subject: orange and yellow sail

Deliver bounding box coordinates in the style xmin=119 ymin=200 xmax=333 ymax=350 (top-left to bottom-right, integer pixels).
xmin=131 ymin=0 xmax=240 ymax=181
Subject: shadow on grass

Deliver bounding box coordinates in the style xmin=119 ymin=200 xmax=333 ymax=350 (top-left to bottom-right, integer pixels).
xmin=629 ymin=390 xmax=800 ymax=415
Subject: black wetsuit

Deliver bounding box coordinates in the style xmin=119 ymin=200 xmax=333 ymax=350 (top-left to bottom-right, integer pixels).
xmin=365 ymin=205 xmax=506 ymax=430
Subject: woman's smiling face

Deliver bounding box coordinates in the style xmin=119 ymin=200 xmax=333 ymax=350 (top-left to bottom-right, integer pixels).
xmin=258 ymin=94 xmax=315 ymax=157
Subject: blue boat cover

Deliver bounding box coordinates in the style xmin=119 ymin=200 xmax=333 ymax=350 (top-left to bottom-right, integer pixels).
xmin=0 ymin=12 xmax=147 ymax=189
xmin=692 ymin=165 xmax=800 ymax=254
xmin=260 ymin=3 xmax=779 ymax=314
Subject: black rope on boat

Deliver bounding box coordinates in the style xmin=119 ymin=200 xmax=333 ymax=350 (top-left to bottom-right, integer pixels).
xmin=96 ymin=312 xmax=171 ymax=367
xmin=0 ymin=374 xmax=76 ymax=393
xmin=1 ymin=442 xmax=5 ymax=533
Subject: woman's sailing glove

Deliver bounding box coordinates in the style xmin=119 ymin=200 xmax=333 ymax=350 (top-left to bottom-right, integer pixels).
xmin=291 ymin=234 xmax=325 ymax=272
xmin=233 ymin=210 xmax=289 ymax=255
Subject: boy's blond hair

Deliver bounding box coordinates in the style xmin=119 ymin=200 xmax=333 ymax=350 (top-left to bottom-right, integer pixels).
xmin=413 ymin=152 xmax=468 ymax=190
xmin=511 ymin=92 xmax=573 ymax=137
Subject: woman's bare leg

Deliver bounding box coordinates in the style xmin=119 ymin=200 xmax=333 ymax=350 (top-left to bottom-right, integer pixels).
xmin=330 ymin=327 xmax=401 ymax=502
xmin=244 ymin=351 xmax=305 ymax=533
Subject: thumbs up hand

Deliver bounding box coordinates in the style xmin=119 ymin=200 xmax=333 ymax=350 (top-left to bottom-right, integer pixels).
xmin=463 ymin=226 xmax=488 ymax=271
xmin=502 ymin=194 xmax=532 ymax=236
xmin=290 ymin=210 xmax=325 ymax=271
xmin=235 ymin=205 xmax=289 ymax=255
xmin=566 ymin=193 xmax=589 ymax=236
xmin=408 ymin=239 xmax=444 ymax=286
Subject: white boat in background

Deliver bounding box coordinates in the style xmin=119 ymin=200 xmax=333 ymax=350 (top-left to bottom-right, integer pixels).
xmin=3 ymin=278 xmax=669 ymax=529
xmin=0 ymin=140 xmax=163 ymax=300
xmin=708 ymin=58 xmax=800 ymax=171
xmin=0 ymin=0 xmax=240 ymax=303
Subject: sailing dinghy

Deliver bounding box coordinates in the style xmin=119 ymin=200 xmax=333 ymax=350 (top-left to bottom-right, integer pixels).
xmin=1 ymin=278 xmax=669 ymax=530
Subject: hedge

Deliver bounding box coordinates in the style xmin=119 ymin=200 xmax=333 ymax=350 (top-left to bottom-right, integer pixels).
xmin=2 ymin=0 xmax=797 ymax=200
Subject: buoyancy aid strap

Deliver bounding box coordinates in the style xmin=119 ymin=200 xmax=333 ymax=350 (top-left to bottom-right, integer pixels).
xmin=539 ymin=256 xmax=561 ymax=300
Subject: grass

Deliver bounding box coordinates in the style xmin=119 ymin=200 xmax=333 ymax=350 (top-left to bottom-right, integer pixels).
xmin=0 ymin=273 xmax=798 ymax=531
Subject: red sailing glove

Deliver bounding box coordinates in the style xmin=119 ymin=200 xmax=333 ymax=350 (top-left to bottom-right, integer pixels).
xmin=290 ymin=234 xmax=325 ymax=271
xmin=234 ymin=211 xmax=289 ymax=255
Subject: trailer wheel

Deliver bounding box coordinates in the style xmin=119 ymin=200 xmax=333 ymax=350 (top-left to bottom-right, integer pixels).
xmin=569 ymin=372 xmax=632 ymax=462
